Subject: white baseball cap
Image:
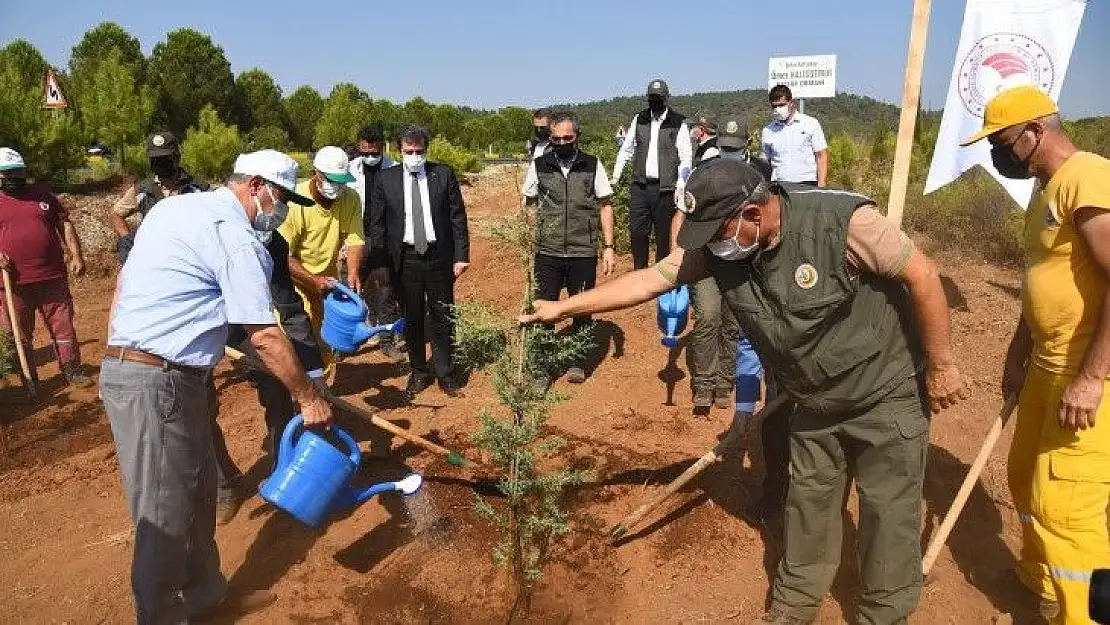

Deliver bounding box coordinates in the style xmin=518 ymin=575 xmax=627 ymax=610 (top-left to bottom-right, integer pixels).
xmin=313 ymin=146 xmax=356 ymax=183
xmin=0 ymin=147 xmax=26 ymax=171
xmin=233 ymin=149 xmax=313 ymax=205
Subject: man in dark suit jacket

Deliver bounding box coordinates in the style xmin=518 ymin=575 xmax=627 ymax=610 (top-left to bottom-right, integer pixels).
xmin=368 ymin=125 xmax=470 ymax=397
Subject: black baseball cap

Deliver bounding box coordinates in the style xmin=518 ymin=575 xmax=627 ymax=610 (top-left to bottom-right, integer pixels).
xmin=647 ymin=79 xmax=670 ymax=97
xmin=677 ymin=158 xmax=767 ymax=250
xmin=146 ymin=131 xmax=179 ymax=158
xmin=717 ymin=119 xmax=749 ymax=150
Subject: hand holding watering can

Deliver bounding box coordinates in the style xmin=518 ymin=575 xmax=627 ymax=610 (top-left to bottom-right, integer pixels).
xmin=321 ymin=281 xmax=406 ymax=354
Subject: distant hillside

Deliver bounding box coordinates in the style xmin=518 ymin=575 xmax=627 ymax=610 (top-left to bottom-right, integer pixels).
xmin=560 ymin=89 xmax=907 ymax=143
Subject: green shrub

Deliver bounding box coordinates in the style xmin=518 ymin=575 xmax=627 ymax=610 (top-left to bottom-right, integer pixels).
xmin=428 ymin=135 xmax=481 ymax=174
xmin=180 ymin=104 xmax=242 ymax=181
xmin=288 ymin=151 xmax=313 ymax=179
xmin=244 ymin=124 xmax=292 ymax=152
xmin=452 ymin=299 xmax=510 ymax=371
xmin=0 ymin=329 xmax=13 ymax=377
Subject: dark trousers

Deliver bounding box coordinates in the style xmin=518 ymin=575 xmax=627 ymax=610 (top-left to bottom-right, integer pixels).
xmin=629 ymin=181 xmax=676 ymax=269
xmin=534 ymin=253 xmax=597 ymax=331
xmin=396 ymin=246 xmax=457 ymax=381
xmin=771 ymin=376 xmax=928 ymax=623
xmin=759 ymin=395 xmax=792 ymax=509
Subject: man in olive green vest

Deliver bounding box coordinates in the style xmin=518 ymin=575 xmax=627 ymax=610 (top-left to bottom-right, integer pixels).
xmin=521 ymin=158 xmax=970 ymax=624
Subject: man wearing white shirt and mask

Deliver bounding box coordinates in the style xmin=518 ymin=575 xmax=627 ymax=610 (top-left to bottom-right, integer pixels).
xmin=368 ymin=125 xmax=470 ymax=398
xmin=612 ymin=79 xmax=693 ymax=269
xmin=761 ymin=84 xmax=829 ymax=187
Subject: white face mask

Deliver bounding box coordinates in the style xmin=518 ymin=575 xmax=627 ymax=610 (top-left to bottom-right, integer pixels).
xmin=403 ymin=153 xmax=426 ymax=171
xmin=772 ymin=105 xmax=791 ymax=122
xmin=708 ymin=220 xmax=760 ymax=261
xmin=317 ymin=178 xmax=343 ymax=200
xmin=363 ymin=154 xmax=382 ymax=167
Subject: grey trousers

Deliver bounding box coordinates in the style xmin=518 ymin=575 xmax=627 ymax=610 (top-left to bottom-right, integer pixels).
xmin=689 ymin=277 xmax=740 ymax=393
xmin=771 ymin=376 xmax=928 ymax=625
xmin=101 ymin=358 xmax=227 ymax=625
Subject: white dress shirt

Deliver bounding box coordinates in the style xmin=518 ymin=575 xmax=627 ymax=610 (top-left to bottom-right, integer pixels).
xmin=760 ymin=111 xmax=828 ymax=183
xmin=612 ymin=108 xmax=693 ymax=185
xmin=403 ymin=167 xmax=436 ymax=245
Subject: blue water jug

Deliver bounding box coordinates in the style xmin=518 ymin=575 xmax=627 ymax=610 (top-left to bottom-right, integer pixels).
xmin=259 ymin=415 xmax=424 ymax=528
xmin=320 ymin=281 xmax=405 ymax=354
xmin=656 ymin=285 xmax=690 ymax=349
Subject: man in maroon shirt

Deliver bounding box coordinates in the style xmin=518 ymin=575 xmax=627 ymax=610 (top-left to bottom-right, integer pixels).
xmin=0 ymin=148 xmax=90 ymax=387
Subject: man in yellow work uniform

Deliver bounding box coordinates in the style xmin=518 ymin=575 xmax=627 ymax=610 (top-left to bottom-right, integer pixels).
xmin=279 ymin=146 xmax=364 ymax=381
xmin=964 ymin=85 xmax=1110 ymax=624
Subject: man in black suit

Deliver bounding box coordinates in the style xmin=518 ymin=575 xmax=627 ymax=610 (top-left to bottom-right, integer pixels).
xmin=368 ymin=125 xmax=470 ymax=398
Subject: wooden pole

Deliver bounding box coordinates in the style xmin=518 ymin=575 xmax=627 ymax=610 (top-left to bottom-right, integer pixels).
xmin=885 ymin=0 xmax=933 ymax=228
xmin=2 ymin=268 xmax=36 ymax=398
xmin=921 ymin=395 xmax=1019 ymax=576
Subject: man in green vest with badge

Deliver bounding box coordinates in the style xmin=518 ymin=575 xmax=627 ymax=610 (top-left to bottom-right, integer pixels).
xmin=520 ymin=158 xmax=970 ymax=624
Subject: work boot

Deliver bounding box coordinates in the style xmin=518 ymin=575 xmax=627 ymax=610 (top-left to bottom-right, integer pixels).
xmin=693 ymin=388 xmax=714 ymax=409
xmin=713 ymin=388 xmax=732 ymax=410
xmin=1039 ymin=599 xmax=1060 ymax=620
xmin=752 ymin=609 xmax=810 ymax=624
xmin=62 ymin=363 xmax=93 ymax=388
xmin=193 ymin=589 xmax=277 ymax=622
xmin=216 ymin=487 xmax=245 ymax=525
xmin=566 ymin=366 xmax=587 ymax=384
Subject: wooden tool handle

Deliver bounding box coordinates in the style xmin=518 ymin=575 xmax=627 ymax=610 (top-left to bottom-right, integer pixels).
xmin=610 ymin=394 xmax=790 ymax=540
xmin=921 ymin=395 xmax=1019 ymax=575
xmin=2 ymin=268 xmax=36 ymax=397
xmin=223 ymin=346 xmax=472 ymax=467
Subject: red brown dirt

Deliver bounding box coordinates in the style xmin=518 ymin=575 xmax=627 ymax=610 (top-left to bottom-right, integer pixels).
xmin=0 ymin=167 xmax=1035 ymax=623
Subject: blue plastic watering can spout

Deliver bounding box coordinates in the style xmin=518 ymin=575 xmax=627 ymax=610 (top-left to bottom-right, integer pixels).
xmin=351 ymin=323 xmax=375 ymax=346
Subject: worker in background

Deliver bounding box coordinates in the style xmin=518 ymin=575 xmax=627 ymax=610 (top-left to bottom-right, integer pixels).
xmin=108 ymin=131 xmax=207 ymax=263
xmin=612 ymin=79 xmax=693 ymax=269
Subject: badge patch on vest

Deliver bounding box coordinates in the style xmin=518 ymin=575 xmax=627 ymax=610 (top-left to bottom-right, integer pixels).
xmin=794 ymin=263 xmax=819 ymax=289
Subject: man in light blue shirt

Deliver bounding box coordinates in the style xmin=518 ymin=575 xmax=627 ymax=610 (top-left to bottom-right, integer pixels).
xmin=100 ymin=150 xmax=333 ymax=624
xmin=761 ymin=84 xmax=829 ymax=187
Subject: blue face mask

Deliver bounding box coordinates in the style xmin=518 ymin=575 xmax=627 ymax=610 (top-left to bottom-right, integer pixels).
xmin=252 ymin=185 xmax=289 ymax=233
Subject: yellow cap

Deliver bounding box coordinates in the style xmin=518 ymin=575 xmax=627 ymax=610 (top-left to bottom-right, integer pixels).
xmin=961 ymin=85 xmax=1059 ymax=146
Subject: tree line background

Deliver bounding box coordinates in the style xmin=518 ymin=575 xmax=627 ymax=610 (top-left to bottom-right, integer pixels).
xmin=2 ymin=21 xmax=1109 ymax=264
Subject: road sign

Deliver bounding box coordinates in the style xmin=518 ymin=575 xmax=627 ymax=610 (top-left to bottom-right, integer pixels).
xmin=43 ymin=70 xmax=67 ymax=109
xmin=768 ymin=55 xmax=837 ymax=99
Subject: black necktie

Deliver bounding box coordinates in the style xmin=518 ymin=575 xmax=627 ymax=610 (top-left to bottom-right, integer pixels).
xmin=410 ymin=172 xmax=428 ymax=255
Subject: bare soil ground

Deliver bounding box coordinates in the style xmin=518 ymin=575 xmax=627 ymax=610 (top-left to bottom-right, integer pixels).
xmin=0 ymin=166 xmax=1037 ymax=623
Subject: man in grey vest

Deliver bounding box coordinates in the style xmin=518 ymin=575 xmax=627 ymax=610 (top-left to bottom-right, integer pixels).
xmin=522 ymin=110 xmax=615 ymax=387
xmin=522 ymin=158 xmax=970 ymax=624
xmin=612 ymin=79 xmax=693 ymax=269
xmin=108 ymin=131 xmax=207 ymax=263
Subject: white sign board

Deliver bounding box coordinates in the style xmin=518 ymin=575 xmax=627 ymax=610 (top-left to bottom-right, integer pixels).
xmin=768 ymin=55 xmax=837 ymax=99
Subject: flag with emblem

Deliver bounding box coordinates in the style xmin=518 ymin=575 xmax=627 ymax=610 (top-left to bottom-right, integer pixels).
xmin=924 ymin=0 xmax=1086 ymax=207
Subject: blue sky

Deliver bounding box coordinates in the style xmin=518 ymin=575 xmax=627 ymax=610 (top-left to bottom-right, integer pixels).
xmin=1 ymin=0 xmax=1107 ymax=118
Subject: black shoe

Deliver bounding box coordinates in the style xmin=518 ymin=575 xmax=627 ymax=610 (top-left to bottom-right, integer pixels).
xmin=406 ymin=372 xmax=435 ymax=396
xmin=439 ymin=378 xmax=465 ymax=398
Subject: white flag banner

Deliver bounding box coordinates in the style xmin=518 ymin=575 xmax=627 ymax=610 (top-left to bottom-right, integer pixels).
xmin=924 ymin=0 xmax=1086 ymax=207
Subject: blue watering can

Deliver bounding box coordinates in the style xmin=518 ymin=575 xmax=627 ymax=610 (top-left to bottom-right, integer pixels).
xmin=320 ymin=281 xmax=406 ymax=354
xmin=259 ymin=415 xmax=425 ymax=528
xmin=656 ymin=285 xmax=690 ymax=349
